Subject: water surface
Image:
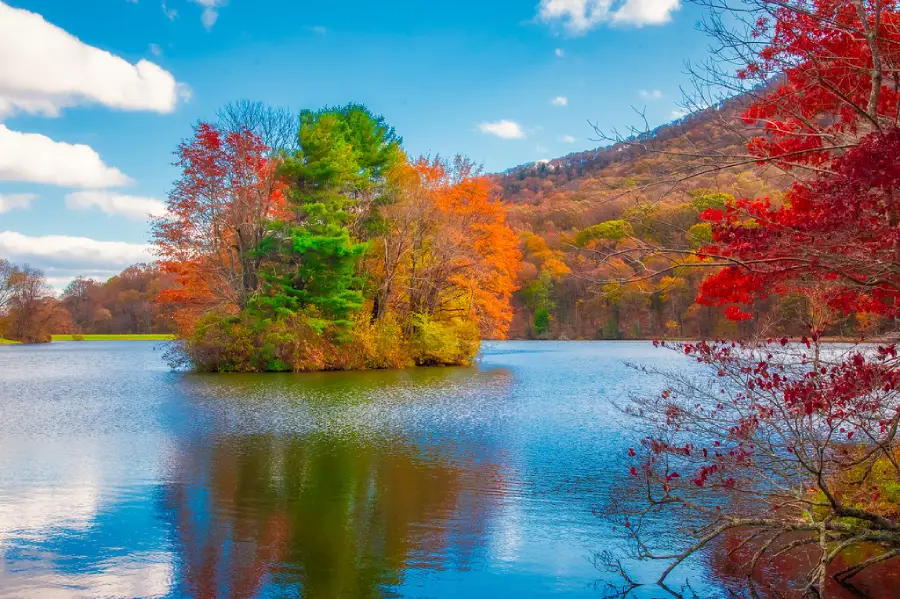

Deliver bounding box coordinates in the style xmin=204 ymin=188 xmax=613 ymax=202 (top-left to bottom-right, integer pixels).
xmin=0 ymin=340 xmax=727 ymax=598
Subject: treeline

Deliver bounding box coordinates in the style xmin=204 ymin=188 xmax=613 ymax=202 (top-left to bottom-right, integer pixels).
xmin=0 ymin=260 xmax=175 ymax=343
xmin=508 ymin=188 xmax=897 ymax=340
xmin=153 ymin=103 xmax=519 ymax=372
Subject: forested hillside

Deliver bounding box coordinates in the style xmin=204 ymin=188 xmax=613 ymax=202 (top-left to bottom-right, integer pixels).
xmin=497 ymin=96 xmax=815 ymax=340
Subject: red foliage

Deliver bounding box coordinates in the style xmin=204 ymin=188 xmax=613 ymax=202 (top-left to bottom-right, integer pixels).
xmin=635 ymin=338 xmax=900 ymax=499
xmin=698 ymin=128 xmax=900 ymax=319
xmin=153 ymin=122 xmax=286 ymax=329
xmin=741 ymin=1 xmax=900 ymax=167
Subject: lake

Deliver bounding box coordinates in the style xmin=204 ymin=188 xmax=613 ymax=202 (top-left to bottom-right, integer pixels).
xmin=0 ymin=340 xmax=737 ymax=598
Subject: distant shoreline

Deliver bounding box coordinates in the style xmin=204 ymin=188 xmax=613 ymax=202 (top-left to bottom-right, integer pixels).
xmin=3 ymin=335 xmax=888 ymax=346
xmin=502 ymin=336 xmax=889 ymax=344
xmin=51 ymin=334 xmax=175 ymax=342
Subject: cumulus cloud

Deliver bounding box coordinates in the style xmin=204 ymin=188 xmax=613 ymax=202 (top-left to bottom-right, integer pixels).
xmin=560 ymin=135 xmax=577 ymax=143
xmin=639 ymin=89 xmax=664 ymax=100
xmin=539 ymin=0 xmax=680 ymax=33
xmin=613 ymin=0 xmax=680 ymax=26
xmin=65 ymin=190 xmax=167 ymax=220
xmin=551 ymin=96 xmax=568 ymax=106
xmin=0 ymin=193 xmax=36 ymax=213
xmin=0 ymin=231 xmax=154 ymax=271
xmin=0 ymin=1 xmax=185 ymax=118
xmin=0 ymin=125 xmax=131 ymax=188
xmin=479 ymin=120 xmax=527 ymax=139
xmin=191 ymin=0 xmax=227 ymax=30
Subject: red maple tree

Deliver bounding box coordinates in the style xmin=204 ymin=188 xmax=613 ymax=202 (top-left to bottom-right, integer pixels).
xmin=738 ymin=0 xmax=900 ymax=169
xmin=615 ymin=2 xmax=900 ymax=595
xmin=153 ymin=122 xmax=286 ymax=330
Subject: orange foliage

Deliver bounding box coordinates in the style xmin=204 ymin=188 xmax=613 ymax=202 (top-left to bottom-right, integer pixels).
xmin=379 ymin=157 xmax=521 ymax=339
xmin=521 ymin=232 xmax=570 ymax=280
xmin=431 ymin=159 xmax=521 ymax=338
xmin=156 ymin=260 xmax=222 ymax=332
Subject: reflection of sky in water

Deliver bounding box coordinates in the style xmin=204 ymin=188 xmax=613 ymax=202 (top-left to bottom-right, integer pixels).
xmin=0 ymin=438 xmax=174 ymax=598
xmin=0 ymin=340 xmax=722 ymax=599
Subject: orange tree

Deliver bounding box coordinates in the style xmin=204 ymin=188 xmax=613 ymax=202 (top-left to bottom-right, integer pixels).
xmin=370 ymin=156 xmax=520 ymax=339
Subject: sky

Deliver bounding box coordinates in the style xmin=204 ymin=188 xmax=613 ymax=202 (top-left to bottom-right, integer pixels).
xmin=0 ymin=0 xmax=712 ymax=291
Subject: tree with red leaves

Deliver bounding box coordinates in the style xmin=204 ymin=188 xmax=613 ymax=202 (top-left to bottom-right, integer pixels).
xmin=737 ymin=0 xmax=900 ymax=168
xmin=617 ymin=337 xmax=900 ymax=596
xmin=610 ymin=2 xmax=900 ymax=596
xmin=697 ymin=127 xmax=900 ymax=322
xmin=687 ymin=0 xmax=900 ymax=171
xmin=152 ymin=121 xmax=286 ymax=328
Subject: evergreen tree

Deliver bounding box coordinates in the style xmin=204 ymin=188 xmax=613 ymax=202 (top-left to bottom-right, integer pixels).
xmin=255 ymin=105 xmax=400 ymax=328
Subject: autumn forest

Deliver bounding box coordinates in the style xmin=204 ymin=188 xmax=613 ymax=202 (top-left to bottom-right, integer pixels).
xmin=4 ymin=84 xmax=885 ymax=354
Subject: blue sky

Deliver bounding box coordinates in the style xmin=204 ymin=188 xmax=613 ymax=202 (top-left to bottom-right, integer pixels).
xmin=0 ymin=0 xmax=710 ymax=289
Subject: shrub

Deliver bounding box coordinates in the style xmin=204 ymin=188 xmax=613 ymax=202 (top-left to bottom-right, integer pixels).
xmin=174 ymin=309 xmax=451 ymax=373
xmin=409 ymin=314 xmax=480 ymax=366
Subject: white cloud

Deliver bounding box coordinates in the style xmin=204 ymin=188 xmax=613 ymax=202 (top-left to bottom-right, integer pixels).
xmin=612 ymin=0 xmax=680 ymax=25
xmin=479 ymin=120 xmax=527 ymax=139
xmin=0 ymin=125 xmax=131 ymax=188
xmin=551 ymin=96 xmax=568 ymax=106
xmin=555 ymin=48 xmax=565 ymax=57
xmin=639 ymin=89 xmax=663 ymax=100
xmin=0 ymin=1 xmax=185 ymax=118
xmin=65 ymin=190 xmax=167 ymax=220
xmin=539 ymin=0 xmax=680 ymax=33
xmin=560 ymin=135 xmax=577 ymax=143
xmin=0 ymin=231 xmax=154 ymax=271
xmin=0 ymin=193 xmax=36 ymax=213
xmin=191 ymin=0 xmax=227 ymax=30
xmin=672 ymin=108 xmax=689 ymax=118
xmin=149 ymin=43 xmax=162 ymax=57
xmin=162 ymin=2 xmax=178 ymax=20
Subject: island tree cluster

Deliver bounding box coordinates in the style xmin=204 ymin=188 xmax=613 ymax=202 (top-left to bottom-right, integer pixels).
xmin=152 ymin=104 xmax=520 ymax=372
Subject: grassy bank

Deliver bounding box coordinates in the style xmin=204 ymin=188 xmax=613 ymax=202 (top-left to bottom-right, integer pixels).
xmin=51 ymin=334 xmax=175 ymax=341
xmin=0 ymin=338 xmax=20 ymax=345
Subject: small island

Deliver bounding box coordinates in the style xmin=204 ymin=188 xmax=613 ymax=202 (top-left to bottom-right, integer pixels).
xmin=153 ymin=104 xmax=520 ymax=372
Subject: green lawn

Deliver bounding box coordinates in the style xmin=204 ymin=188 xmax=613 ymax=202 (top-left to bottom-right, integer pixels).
xmin=51 ymin=334 xmax=175 ymax=341
xmin=0 ymin=338 xmax=20 ymax=345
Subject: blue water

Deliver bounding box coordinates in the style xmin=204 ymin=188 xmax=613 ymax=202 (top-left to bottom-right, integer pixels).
xmin=0 ymin=340 xmax=726 ymax=598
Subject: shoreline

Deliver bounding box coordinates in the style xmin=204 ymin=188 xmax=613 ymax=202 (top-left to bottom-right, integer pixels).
xmin=51 ymin=334 xmax=175 ymax=342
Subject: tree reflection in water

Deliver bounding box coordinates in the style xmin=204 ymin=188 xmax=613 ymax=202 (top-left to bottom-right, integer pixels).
xmin=162 ymin=367 xmax=510 ymax=599
xmin=707 ymin=529 xmax=900 ymax=599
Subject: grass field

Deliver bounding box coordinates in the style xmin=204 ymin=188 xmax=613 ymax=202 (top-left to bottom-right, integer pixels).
xmin=51 ymin=334 xmax=175 ymax=341
xmin=0 ymin=338 xmax=20 ymax=345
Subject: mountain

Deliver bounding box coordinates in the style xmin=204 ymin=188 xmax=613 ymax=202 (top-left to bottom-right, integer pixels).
xmin=493 ymin=96 xmax=797 ymax=341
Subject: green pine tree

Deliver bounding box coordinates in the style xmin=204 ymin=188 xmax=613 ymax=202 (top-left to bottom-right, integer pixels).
xmin=255 ymin=105 xmax=401 ymax=328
